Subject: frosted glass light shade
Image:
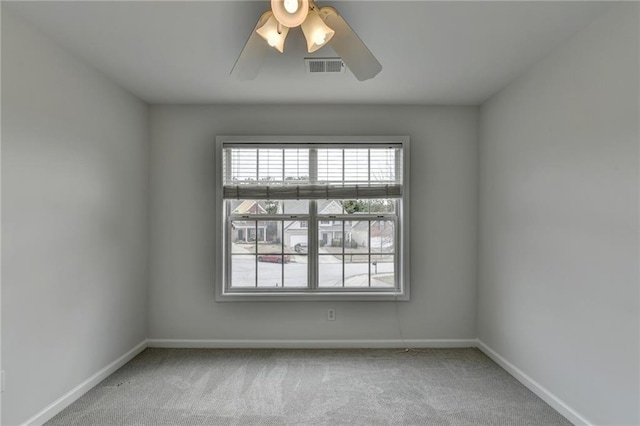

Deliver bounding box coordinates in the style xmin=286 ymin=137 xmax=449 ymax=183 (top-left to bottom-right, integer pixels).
xmin=301 ymin=8 xmax=335 ymax=53
xmin=256 ymin=12 xmax=290 ymax=53
xmin=284 ymin=0 xmax=298 ymax=13
xmin=271 ymin=0 xmax=309 ymax=28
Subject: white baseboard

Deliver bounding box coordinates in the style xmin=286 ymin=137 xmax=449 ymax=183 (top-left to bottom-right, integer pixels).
xmin=147 ymin=338 xmax=477 ymax=349
xmin=476 ymin=339 xmax=592 ymax=426
xmin=21 ymin=339 xmax=148 ymax=426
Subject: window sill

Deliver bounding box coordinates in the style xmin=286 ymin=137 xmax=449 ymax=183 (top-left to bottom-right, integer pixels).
xmin=215 ymin=290 xmax=410 ymax=302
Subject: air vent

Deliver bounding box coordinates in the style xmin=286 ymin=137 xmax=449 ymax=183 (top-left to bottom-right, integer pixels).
xmin=305 ymin=58 xmax=346 ymax=74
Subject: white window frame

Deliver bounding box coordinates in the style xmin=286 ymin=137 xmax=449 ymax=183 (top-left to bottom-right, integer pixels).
xmin=214 ymin=136 xmax=411 ymax=302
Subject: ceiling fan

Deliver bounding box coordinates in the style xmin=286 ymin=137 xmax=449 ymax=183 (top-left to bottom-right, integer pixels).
xmin=231 ymin=0 xmax=382 ymax=81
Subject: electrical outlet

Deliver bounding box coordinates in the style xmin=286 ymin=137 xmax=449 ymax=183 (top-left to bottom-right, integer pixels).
xmin=327 ymin=309 xmax=336 ymax=321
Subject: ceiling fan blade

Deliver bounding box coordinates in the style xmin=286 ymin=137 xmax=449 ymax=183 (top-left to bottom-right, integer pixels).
xmin=321 ymin=7 xmax=382 ymax=81
xmin=231 ymin=15 xmax=271 ymax=81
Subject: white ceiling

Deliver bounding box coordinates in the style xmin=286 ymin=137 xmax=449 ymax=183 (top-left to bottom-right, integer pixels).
xmin=5 ymin=1 xmax=611 ymax=105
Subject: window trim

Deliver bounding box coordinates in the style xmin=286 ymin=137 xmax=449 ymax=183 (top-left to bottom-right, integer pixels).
xmin=214 ymin=136 xmax=411 ymax=302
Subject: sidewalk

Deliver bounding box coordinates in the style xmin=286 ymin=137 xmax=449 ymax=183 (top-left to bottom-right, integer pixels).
xmin=342 ymin=274 xmax=393 ymax=287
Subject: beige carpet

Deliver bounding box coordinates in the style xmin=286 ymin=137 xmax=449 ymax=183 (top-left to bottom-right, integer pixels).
xmin=47 ymin=348 xmax=571 ymax=425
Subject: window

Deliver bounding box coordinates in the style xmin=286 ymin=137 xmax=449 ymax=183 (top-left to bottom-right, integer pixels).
xmin=215 ymin=136 xmax=410 ymax=301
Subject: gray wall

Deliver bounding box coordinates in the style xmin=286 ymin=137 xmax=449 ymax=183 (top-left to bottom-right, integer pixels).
xmin=148 ymin=105 xmax=478 ymax=341
xmin=1 ymin=10 xmax=149 ymax=425
xmin=478 ymin=4 xmax=639 ymax=425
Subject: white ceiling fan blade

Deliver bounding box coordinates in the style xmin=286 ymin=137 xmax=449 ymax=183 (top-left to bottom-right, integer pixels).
xmin=231 ymin=15 xmax=271 ymax=81
xmin=321 ymin=7 xmax=382 ymax=81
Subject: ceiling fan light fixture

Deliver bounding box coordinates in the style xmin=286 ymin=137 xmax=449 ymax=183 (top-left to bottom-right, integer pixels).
xmin=232 ymin=3 xmax=382 ymax=81
xmin=271 ymin=0 xmax=309 ymax=28
xmin=283 ymin=0 xmax=299 ymax=13
xmin=256 ymin=12 xmax=290 ymax=53
xmin=301 ymin=7 xmax=335 ymax=53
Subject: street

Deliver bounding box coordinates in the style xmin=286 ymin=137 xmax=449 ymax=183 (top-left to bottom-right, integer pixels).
xmin=231 ymin=256 xmax=394 ymax=288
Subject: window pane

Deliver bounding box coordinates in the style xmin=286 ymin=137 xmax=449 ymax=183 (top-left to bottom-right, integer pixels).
xmin=343 ymin=200 xmax=369 ymax=214
xmin=345 ymin=260 xmax=369 ymax=287
xmin=231 ymin=255 xmax=256 ymax=287
xmin=284 ymin=220 xmax=307 ymax=254
xmin=262 ymin=201 xmax=283 ymax=214
xmin=257 ymin=221 xmax=281 ymax=253
xmin=317 ymin=149 xmax=343 ymax=183
xmin=370 ymin=148 xmax=396 ymax=182
xmin=345 ymin=220 xmax=367 ymax=253
xmin=257 ymin=258 xmax=284 ymax=287
xmin=284 ymin=149 xmax=309 ymax=182
xmin=318 ymin=199 xmax=343 ymax=215
xmin=313 ymin=148 xmax=400 ymax=185
xmin=319 ymin=255 xmax=343 ymax=287
xmin=319 ymin=223 xmax=343 ymax=251
xmin=284 ymin=260 xmax=307 ymax=288
xmin=371 ymin=255 xmax=395 ymax=288
xmin=283 ymin=200 xmax=309 ymax=214
xmin=230 ymin=200 xmax=275 ymax=215
xmin=344 ymin=252 xmax=369 ymax=264
xmin=231 ymin=221 xmax=257 ymax=253
xmin=258 ymin=148 xmax=283 ymax=181
xmin=370 ymin=199 xmax=395 ymax=213
xmin=344 ymin=149 xmax=369 ymax=183
xmin=229 ymin=148 xmax=257 ymax=182
xmin=371 ymin=220 xmax=395 ymax=253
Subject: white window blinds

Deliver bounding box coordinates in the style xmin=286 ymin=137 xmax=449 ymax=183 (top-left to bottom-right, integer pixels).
xmin=223 ymin=144 xmax=403 ymax=200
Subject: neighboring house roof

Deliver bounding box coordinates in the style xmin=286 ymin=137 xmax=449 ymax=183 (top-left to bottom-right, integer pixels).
xmin=232 ymin=200 xmax=268 ymax=215
xmin=284 ymin=221 xmax=306 ymax=231
xmin=284 ymin=227 xmax=307 ymax=233
xmin=350 ymin=220 xmax=369 ymax=230
xmin=318 ymin=200 xmax=343 ymax=214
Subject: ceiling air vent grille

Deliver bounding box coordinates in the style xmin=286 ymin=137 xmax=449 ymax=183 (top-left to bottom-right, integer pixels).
xmin=305 ymin=58 xmax=346 ymax=74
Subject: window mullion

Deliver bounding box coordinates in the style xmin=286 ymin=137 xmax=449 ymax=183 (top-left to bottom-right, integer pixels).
xmin=254 ymin=221 xmax=258 ymax=288
xmin=368 ymin=219 xmax=372 ymax=288
xmin=341 ymin=220 xmax=345 ymax=288
xmin=309 ymin=148 xmax=318 ymax=290
xmin=309 ymin=200 xmax=318 ymax=290
xmin=225 ymin=201 xmax=232 ymax=293
xmin=310 ymin=147 xmax=317 ymax=184
xmin=281 ymin=219 xmax=284 ymax=289
xmin=395 ymin=198 xmax=401 ymax=292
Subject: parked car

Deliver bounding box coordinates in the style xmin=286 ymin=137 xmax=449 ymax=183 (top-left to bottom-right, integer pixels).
xmin=257 ymin=254 xmax=291 ymax=263
xmin=294 ymin=242 xmax=308 ymax=253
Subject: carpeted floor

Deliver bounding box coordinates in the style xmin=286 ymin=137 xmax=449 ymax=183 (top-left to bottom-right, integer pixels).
xmin=46 ymin=348 xmax=571 ymax=425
